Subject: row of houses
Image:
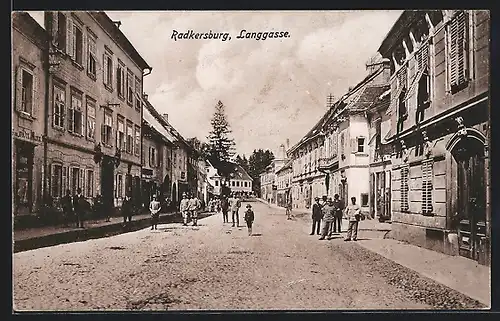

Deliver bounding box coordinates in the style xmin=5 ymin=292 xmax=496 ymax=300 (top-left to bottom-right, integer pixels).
xmin=12 ymin=11 xmax=248 ymax=220
xmin=267 ymin=10 xmax=490 ymax=265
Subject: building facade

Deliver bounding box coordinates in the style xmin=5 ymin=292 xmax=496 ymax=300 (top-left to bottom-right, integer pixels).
xmin=12 ymin=12 xmax=48 ymax=217
xmin=43 ymin=11 xmax=152 ymax=213
xmin=208 ymin=161 xmax=252 ymax=197
xmin=260 ymin=164 xmax=276 ymax=204
xmin=275 ymin=159 xmax=292 ymax=207
xmin=379 ymin=10 xmax=490 ymax=265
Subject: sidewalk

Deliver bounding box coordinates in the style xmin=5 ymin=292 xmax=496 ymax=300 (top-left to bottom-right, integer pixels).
xmin=13 ymin=211 xmax=212 ymax=253
xmin=256 ymin=198 xmax=392 ymax=232
xmin=356 ymin=238 xmax=491 ymax=307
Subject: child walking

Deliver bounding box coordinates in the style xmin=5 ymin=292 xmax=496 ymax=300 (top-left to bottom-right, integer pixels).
xmin=244 ymin=204 xmax=255 ymax=236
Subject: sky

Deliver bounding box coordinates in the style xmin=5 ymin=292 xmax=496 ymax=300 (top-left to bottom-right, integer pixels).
xmin=27 ymin=10 xmax=402 ymax=157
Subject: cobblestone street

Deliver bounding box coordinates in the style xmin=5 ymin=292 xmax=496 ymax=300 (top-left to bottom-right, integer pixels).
xmin=13 ymin=201 xmax=485 ymax=311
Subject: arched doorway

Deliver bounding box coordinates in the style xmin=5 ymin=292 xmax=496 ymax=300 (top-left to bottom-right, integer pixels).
xmin=449 ymin=133 xmax=487 ymax=261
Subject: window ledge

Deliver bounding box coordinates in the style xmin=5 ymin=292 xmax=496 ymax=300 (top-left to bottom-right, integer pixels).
xmin=104 ymin=84 xmax=113 ymax=93
xmin=102 ymin=143 xmax=113 ymax=149
xmin=17 ymin=111 xmax=35 ymax=121
xmin=87 ymin=72 xmax=97 ymax=81
xmin=69 ymin=132 xmax=84 ymax=138
xmin=118 ymin=94 xmax=125 ymax=101
xmin=355 ymin=152 xmax=369 ymax=156
xmin=71 ymin=60 xmax=84 ymax=71
xmin=127 ymin=100 xmax=133 ymax=107
xmin=53 ymin=125 xmax=65 ymax=133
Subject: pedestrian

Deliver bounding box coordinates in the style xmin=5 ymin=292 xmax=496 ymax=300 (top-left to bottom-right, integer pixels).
xmin=244 ymin=204 xmax=255 ymax=236
xmin=149 ymin=195 xmax=161 ymax=230
xmin=319 ymin=197 xmax=336 ymax=240
xmin=122 ymin=194 xmax=133 ymax=224
xmin=344 ymin=196 xmax=361 ymax=241
xmin=61 ymin=189 xmax=73 ymax=227
xmin=286 ymin=197 xmax=293 ymax=220
xmin=189 ymin=194 xmax=201 ymax=226
xmin=93 ymin=194 xmax=104 ymax=221
xmin=310 ymin=197 xmax=323 ymax=235
xmin=221 ymin=196 xmax=229 ymax=223
xmin=332 ymin=194 xmax=344 ymax=233
xmin=229 ymin=193 xmax=240 ymax=227
xmin=179 ymin=193 xmax=190 ymax=226
xmin=73 ymin=188 xmax=85 ymax=228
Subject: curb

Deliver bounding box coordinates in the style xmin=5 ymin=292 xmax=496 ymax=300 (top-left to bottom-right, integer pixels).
xmin=13 ymin=212 xmax=214 ymax=253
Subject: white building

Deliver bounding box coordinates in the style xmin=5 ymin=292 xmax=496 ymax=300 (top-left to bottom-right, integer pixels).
xmin=206 ymin=161 xmax=252 ymax=196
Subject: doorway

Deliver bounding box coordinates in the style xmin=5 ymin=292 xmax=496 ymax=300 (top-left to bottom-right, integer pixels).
xmin=101 ymin=156 xmax=115 ymax=212
xmin=15 ymin=140 xmax=34 ymax=215
xmin=453 ymin=138 xmax=486 ymax=261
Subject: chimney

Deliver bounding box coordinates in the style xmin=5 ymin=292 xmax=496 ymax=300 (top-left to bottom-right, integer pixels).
xmin=143 ymin=93 xmax=148 ymax=101
xmin=279 ymin=144 xmax=285 ymax=159
xmin=162 ymin=114 xmax=168 ymax=122
xmin=286 ymin=138 xmax=290 ymax=149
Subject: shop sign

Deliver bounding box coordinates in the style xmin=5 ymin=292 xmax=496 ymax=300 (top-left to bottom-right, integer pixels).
xmin=13 ymin=129 xmax=42 ymax=143
xmin=141 ymin=168 xmax=153 ymax=179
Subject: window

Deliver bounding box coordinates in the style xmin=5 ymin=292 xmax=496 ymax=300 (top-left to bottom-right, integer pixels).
xmin=86 ymin=170 xmax=94 ymax=197
xmin=236 ymin=181 xmax=240 ymax=187
xmin=70 ymin=167 xmax=83 ymax=195
xmin=232 ymin=181 xmax=235 ymax=187
xmin=416 ymin=69 xmax=431 ymax=123
xmin=400 ymin=166 xmax=409 ymax=212
xmin=51 ymin=164 xmax=63 ymax=197
xmin=375 ymin=121 xmax=382 ymax=153
xmin=215 ymin=180 xmax=219 ymax=186
xmin=21 ymin=70 xmax=33 ymax=114
xmin=68 ymin=93 xmax=83 ymax=135
xmin=117 ymin=62 xmax=125 ymax=98
xmin=117 ymin=118 xmax=125 ymax=151
xmin=127 ymin=70 xmax=134 ymax=105
xmin=52 ymin=86 xmax=65 ymax=128
xmin=135 ymin=77 xmax=141 ymax=110
xmin=149 ymin=147 xmax=156 ymax=167
xmin=397 ymin=87 xmax=407 ymax=133
xmin=357 ymin=137 xmax=365 ymax=153
xmin=126 ymin=122 xmax=133 ymax=154
xmin=361 ymin=193 xmax=369 ymax=207
xmin=448 ymin=11 xmax=469 ymax=93
xmin=134 ymin=125 xmax=140 ymax=156
xmin=102 ymin=112 xmax=113 ymax=146
xmin=340 ymin=132 xmax=345 ymax=155
xmin=116 ymin=174 xmax=123 ymax=198
xmin=87 ymin=33 xmax=97 ymax=78
xmin=422 ymin=160 xmax=434 ymax=215
xmin=56 ymin=12 xmax=67 ymax=52
xmin=103 ymin=52 xmax=113 ymax=88
xmin=72 ymin=23 xmax=83 ymax=65
xmin=86 ymin=100 xmax=96 ymax=140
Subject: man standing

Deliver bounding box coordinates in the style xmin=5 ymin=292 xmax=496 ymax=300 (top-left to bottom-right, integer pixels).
xmin=221 ymin=196 xmax=229 ymax=223
xmin=122 ymin=195 xmax=133 ymax=224
xmin=189 ymin=194 xmax=201 ymax=226
xmin=72 ymin=188 xmax=85 ymax=228
xmin=179 ymin=193 xmax=190 ymax=226
xmin=149 ymin=195 xmax=161 ymax=230
xmin=319 ymin=197 xmax=335 ymax=240
xmin=310 ymin=197 xmax=322 ymax=235
xmin=61 ymin=189 xmax=73 ymax=227
xmin=229 ymin=193 xmax=240 ymax=227
xmin=344 ymin=196 xmax=361 ymax=241
xmin=332 ymin=194 xmax=344 ymax=233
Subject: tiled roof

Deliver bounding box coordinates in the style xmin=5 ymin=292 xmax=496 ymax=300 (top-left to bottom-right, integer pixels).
xmin=143 ymin=103 xmax=176 ymax=142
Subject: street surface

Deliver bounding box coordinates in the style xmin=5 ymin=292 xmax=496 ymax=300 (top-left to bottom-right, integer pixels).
xmin=13 ymin=201 xmax=483 ymax=311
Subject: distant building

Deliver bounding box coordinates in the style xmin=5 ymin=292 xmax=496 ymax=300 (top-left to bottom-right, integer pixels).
xmin=207 ymin=161 xmax=252 ymax=197
xmin=275 ymin=159 xmax=293 ymax=207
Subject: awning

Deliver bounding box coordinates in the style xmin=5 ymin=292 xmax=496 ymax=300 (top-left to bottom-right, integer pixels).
xmin=143 ymin=106 xmax=177 ymax=142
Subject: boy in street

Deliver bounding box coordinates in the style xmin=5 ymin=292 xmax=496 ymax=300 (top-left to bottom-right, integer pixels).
xmin=310 ymin=197 xmax=323 ymax=235
xmin=244 ymin=204 xmax=255 ymax=236
xmin=149 ymin=195 xmax=161 ymax=230
xmin=179 ymin=193 xmax=190 ymax=226
xmin=319 ymin=197 xmax=336 ymax=240
xmin=344 ymin=196 xmax=361 ymax=241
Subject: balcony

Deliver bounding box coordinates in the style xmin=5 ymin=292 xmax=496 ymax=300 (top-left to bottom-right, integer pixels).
xmin=318 ymin=155 xmax=339 ymax=170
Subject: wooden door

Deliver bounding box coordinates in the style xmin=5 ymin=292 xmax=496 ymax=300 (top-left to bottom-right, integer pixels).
xmin=455 ymin=139 xmax=486 ymax=260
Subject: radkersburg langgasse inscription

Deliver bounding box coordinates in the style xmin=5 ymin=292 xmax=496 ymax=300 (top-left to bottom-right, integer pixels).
xmin=171 ymin=29 xmax=291 ymax=41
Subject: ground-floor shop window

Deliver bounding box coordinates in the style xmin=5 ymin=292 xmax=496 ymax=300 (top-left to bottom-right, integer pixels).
xmin=51 ymin=164 xmax=63 ymax=198
xmin=70 ymin=167 xmax=84 ymax=195
xmin=86 ymin=170 xmax=94 ymax=197
xmin=361 ymin=193 xmax=369 ymax=207
xmin=115 ymin=174 xmax=124 ymax=198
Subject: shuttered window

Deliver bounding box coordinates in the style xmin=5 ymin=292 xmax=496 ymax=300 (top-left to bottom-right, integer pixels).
xmin=448 ymin=11 xmax=469 ymax=92
xmin=416 ymin=42 xmax=429 ymax=72
xmin=400 ymin=166 xmax=409 ymax=212
xmin=51 ymin=164 xmax=63 ymax=198
xmin=422 ymin=160 xmax=434 ymax=215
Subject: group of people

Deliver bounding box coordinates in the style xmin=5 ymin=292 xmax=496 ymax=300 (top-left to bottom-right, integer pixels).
xmin=210 ymin=193 xmax=255 ymax=236
xmin=179 ymin=193 xmax=203 ymax=227
xmin=60 ymin=188 xmax=91 ymax=228
xmin=310 ymin=194 xmax=362 ymax=241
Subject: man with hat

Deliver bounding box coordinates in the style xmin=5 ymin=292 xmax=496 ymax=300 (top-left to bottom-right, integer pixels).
xmin=179 ymin=192 xmax=190 ymax=226
xmin=244 ymin=203 xmax=255 ymax=236
xmin=310 ymin=197 xmax=323 ymax=235
xmin=319 ymin=197 xmax=336 ymax=240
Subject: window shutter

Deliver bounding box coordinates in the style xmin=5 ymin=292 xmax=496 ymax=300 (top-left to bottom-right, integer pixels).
xmin=81 ymin=31 xmax=87 ymax=69
xmin=31 ymin=71 xmax=38 ymax=117
xmin=14 ymin=66 xmax=23 ymax=112
xmin=81 ymin=169 xmax=85 ymax=197
xmin=66 ymin=16 xmax=74 ymax=59
xmin=456 ymin=11 xmax=468 ymax=86
xmin=68 ymin=107 xmax=74 ymax=132
xmin=100 ymin=123 xmax=105 ymax=143
xmin=350 ymin=137 xmax=357 ymax=153
xmin=62 ymin=166 xmax=68 ymax=195
xmin=50 ymin=164 xmax=56 ymax=197
xmin=103 ymin=53 xmax=107 ymax=84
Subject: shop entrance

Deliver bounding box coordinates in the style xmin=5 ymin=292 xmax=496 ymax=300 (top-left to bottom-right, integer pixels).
xmin=15 ymin=140 xmax=34 ymax=215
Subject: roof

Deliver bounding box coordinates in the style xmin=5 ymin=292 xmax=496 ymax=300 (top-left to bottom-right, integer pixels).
xmin=90 ymin=12 xmax=152 ymax=70
xmin=288 ymin=63 xmax=389 ymax=154
xmin=142 ymin=100 xmax=176 ymax=142
xmin=378 ymin=11 xmax=422 ymax=58
xmin=231 ymin=164 xmax=253 ymax=181
xmin=12 ymin=12 xmax=48 ymax=49
xmin=275 ymin=159 xmax=292 ymax=175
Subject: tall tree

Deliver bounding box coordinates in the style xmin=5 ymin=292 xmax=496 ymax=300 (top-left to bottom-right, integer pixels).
xmin=187 ymin=137 xmax=210 ymax=159
xmin=207 ymin=100 xmax=236 ymax=181
xmin=247 ymin=149 xmax=275 ymax=196
xmin=235 ymin=154 xmax=250 ymax=174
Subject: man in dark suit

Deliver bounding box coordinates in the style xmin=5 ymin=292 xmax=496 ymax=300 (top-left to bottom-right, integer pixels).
xmin=61 ymin=189 xmax=73 ymax=227
xmin=122 ymin=195 xmax=133 ymax=223
xmin=332 ymin=194 xmax=344 ymax=233
xmin=72 ymin=188 xmax=85 ymax=228
xmin=310 ymin=197 xmax=323 ymax=235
